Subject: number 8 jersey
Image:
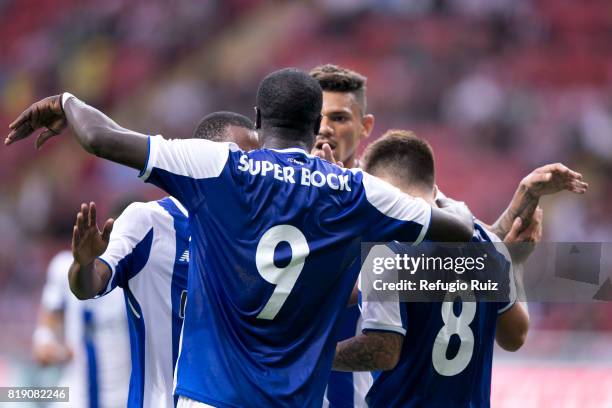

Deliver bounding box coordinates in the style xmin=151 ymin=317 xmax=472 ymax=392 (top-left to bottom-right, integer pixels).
xmin=361 ymin=223 xmax=515 ymax=408
xmin=139 ymin=136 xmax=432 ymax=407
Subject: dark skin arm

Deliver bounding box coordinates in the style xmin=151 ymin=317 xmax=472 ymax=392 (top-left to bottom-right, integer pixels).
xmin=425 ymin=197 xmax=474 ymax=242
xmin=333 ymin=331 xmax=404 ymax=372
xmin=5 ymin=94 xmax=148 ymax=170
xmin=69 ymin=202 xmax=114 ymax=300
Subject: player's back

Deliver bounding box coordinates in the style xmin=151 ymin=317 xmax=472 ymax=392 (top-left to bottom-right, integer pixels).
xmin=98 ymin=197 xmax=189 ymax=408
xmin=150 ymin=141 xmax=431 ymax=407
xmin=364 ymin=224 xmax=514 ymax=408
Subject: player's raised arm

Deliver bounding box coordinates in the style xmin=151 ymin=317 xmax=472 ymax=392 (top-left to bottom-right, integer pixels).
xmin=6 ymin=93 xmax=149 ymax=171
xmin=490 ymin=163 xmax=587 ymax=239
xmin=69 ymin=202 xmax=114 ymax=299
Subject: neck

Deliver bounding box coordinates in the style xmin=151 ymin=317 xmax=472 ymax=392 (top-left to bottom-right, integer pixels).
xmin=344 ymin=154 xmax=358 ymax=169
xmin=260 ymin=128 xmax=313 ymax=151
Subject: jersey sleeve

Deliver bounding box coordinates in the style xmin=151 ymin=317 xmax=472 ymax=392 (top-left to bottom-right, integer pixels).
xmin=138 ymin=135 xmax=233 ymax=211
xmin=40 ymin=251 xmax=73 ymax=312
xmin=359 ymin=245 xmax=407 ymax=336
xmin=475 ymin=222 xmax=517 ymax=314
xmin=358 ymin=170 xmax=431 ymax=245
xmin=97 ymin=203 xmax=155 ymax=296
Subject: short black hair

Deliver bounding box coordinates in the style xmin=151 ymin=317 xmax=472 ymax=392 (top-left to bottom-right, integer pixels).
xmin=256 ymin=68 xmax=322 ymax=133
xmin=193 ymin=111 xmax=254 ymax=142
xmin=362 ymin=130 xmax=435 ymax=190
xmin=310 ymin=64 xmax=367 ymax=113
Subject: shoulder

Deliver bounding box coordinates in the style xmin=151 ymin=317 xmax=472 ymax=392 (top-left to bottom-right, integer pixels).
xmin=113 ymin=200 xmax=175 ymax=238
xmin=116 ymin=201 xmax=159 ymax=224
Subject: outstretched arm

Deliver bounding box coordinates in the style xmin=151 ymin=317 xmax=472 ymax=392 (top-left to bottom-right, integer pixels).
xmin=6 ymin=93 xmax=148 ymax=170
xmin=490 ymin=163 xmax=587 ymax=239
xmin=69 ymin=202 xmax=114 ymax=300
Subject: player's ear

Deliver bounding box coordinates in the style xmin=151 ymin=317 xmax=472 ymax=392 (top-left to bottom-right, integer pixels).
xmin=361 ymin=114 xmax=375 ymax=140
xmin=314 ymin=114 xmax=322 ymax=135
xmin=254 ymin=107 xmax=261 ymax=130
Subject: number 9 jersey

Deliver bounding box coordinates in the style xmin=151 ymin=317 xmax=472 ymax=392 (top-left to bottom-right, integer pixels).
xmin=138 ymin=136 xmax=432 ymax=407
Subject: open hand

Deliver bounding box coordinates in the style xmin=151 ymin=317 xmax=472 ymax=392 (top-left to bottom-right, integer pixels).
xmin=521 ymin=163 xmax=588 ymax=197
xmin=5 ymin=95 xmax=67 ymax=149
xmin=72 ymin=202 xmax=114 ymax=265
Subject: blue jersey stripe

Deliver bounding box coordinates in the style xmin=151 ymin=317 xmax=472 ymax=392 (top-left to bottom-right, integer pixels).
xmin=117 ymin=228 xmax=154 ymax=286
xmin=125 ymin=288 xmax=146 ymax=408
xmin=157 ymin=197 xmax=190 ymax=408
xmin=82 ymin=309 xmax=99 ymax=408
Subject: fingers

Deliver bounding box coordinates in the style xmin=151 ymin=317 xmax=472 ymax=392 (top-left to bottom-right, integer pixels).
xmin=88 ymin=202 xmax=97 ymax=230
xmin=76 ymin=208 xmax=85 ymax=237
xmin=504 ymin=217 xmax=522 ymax=243
xmin=71 ymin=225 xmax=79 ymax=253
xmin=568 ymin=180 xmax=588 ymax=194
xmin=75 ymin=203 xmax=90 ymax=239
xmin=322 ymin=143 xmax=335 ymax=163
xmin=5 ymin=122 xmax=34 ymax=146
xmin=101 ymin=219 xmax=114 ymax=242
xmin=8 ymin=107 xmax=31 ymax=130
xmin=516 ymin=207 xmax=543 ymax=243
xmin=35 ymin=129 xmax=57 ymax=150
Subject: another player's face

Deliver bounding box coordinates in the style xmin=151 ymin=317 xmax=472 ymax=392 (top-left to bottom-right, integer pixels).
xmin=315 ymin=91 xmax=374 ymax=169
xmin=230 ymin=126 xmax=260 ymax=151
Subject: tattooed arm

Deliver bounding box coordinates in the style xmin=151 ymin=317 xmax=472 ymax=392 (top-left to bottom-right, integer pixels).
xmin=333 ymin=331 xmax=404 ymax=372
xmin=489 ymin=163 xmax=587 ymax=239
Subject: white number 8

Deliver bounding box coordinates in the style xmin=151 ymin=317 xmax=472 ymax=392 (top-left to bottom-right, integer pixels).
xmin=256 ymin=225 xmax=310 ymax=320
xmin=432 ymin=290 xmax=476 ymax=376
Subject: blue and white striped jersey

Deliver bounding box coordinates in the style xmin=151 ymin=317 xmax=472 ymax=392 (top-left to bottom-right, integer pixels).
xmin=39 ymin=250 xmax=131 ymax=408
xmin=138 ymin=136 xmax=432 ymax=407
xmin=361 ymin=222 xmax=515 ymax=408
xmin=98 ymin=196 xmax=189 ymax=408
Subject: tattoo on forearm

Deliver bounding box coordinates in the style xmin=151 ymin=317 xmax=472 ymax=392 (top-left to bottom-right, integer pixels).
xmin=492 ymin=188 xmax=539 ymax=239
xmin=333 ymin=332 xmax=403 ymax=372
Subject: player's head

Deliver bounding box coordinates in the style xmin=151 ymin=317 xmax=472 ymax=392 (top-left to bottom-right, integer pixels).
xmin=310 ymin=64 xmax=375 ymax=168
xmin=255 ymin=68 xmax=322 ymax=149
xmin=193 ymin=111 xmax=259 ymax=151
xmin=362 ymin=129 xmax=435 ymax=201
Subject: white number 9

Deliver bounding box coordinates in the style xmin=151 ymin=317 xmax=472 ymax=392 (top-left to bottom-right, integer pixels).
xmin=256 ymin=225 xmax=310 ymax=320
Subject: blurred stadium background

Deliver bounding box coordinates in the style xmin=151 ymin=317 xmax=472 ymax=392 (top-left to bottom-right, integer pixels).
xmin=0 ymin=0 xmax=611 ymax=406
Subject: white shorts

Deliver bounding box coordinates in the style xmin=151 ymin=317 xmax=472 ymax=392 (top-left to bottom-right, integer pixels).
xmin=177 ymin=396 xmax=217 ymax=408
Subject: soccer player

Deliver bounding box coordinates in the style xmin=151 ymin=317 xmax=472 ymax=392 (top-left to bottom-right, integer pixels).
xmin=309 ymin=64 xmax=375 ymax=408
xmin=332 ymin=130 xmax=587 ymax=407
xmin=67 ymin=111 xmax=258 ymax=408
xmin=6 ymin=68 xmax=476 ymax=407
xmin=309 ymin=64 xmax=587 ymax=406
xmin=33 ymin=230 xmax=131 ymax=408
